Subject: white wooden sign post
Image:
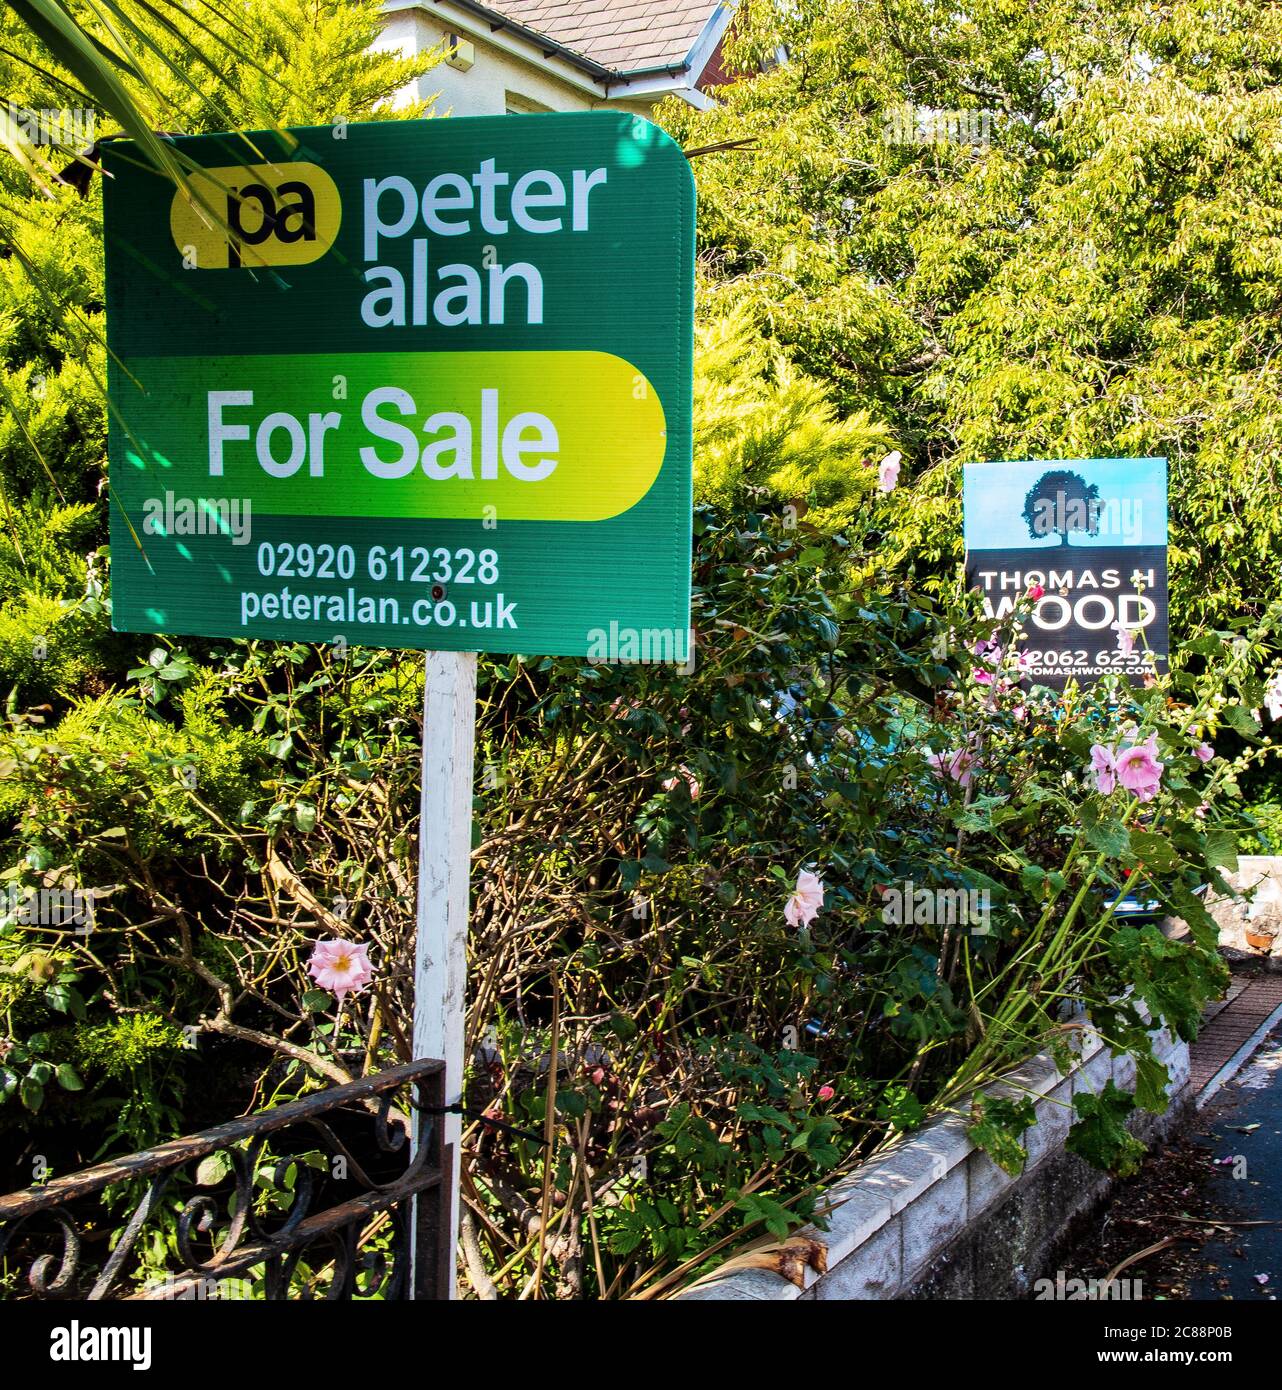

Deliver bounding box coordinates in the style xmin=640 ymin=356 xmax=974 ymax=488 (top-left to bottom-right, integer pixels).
xmin=412 ymin=649 xmax=478 ymax=1299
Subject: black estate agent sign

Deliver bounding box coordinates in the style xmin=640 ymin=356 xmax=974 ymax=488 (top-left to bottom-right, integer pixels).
xmin=964 ymin=458 xmax=1169 ymax=689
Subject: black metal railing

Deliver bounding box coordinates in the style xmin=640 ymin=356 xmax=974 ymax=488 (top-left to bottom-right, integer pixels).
xmin=0 ymin=1058 xmax=450 ymax=1300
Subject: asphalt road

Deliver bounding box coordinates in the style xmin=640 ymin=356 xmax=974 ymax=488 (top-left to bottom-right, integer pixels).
xmin=1187 ymin=1022 xmax=1282 ymax=1301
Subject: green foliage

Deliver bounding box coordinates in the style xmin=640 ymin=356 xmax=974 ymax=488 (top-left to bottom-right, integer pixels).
xmin=1108 ymin=924 xmax=1229 ymax=1043
xmin=1067 ymin=1080 xmax=1147 ymax=1177
xmin=74 ymin=1013 xmax=184 ymax=1080
xmin=0 ymin=1029 xmax=82 ymax=1113
xmin=693 ymin=305 xmax=897 ymax=529
xmin=1238 ymin=762 xmax=1282 ymax=852
xmin=0 ymin=592 xmax=100 ymax=703
xmin=670 ymin=0 xmax=1282 ymax=631
xmin=968 ymin=1094 xmax=1038 ymax=1178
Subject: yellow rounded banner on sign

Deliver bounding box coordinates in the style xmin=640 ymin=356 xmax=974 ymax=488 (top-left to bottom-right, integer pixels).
xmin=169 ymin=162 xmax=342 ymax=269
xmin=118 ymin=350 xmax=670 ymax=522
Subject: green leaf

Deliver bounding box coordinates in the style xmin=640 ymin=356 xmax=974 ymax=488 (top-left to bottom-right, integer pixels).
xmin=556 ymin=1090 xmax=588 ymax=1118
xmin=54 ymin=1063 xmax=83 ymax=1091
xmin=302 ymin=989 xmax=333 ymax=1012
xmin=44 ymin=983 xmax=87 ymax=1020
xmin=43 ymin=983 xmax=72 ymax=1013
xmin=1133 ymin=1053 xmax=1170 ymax=1113
xmin=19 ymin=1076 xmax=43 ymax=1112
xmin=968 ymin=1094 xmax=1037 ymax=1177
xmin=1066 ymin=1081 xmax=1146 ymax=1176
xmin=1223 ymin=703 xmax=1259 ymax=737
xmin=1161 ymin=880 xmax=1220 ymax=950
xmin=876 ymin=1083 xmax=926 ymax=1131
xmin=735 ymin=1191 xmax=794 ymax=1240
xmin=1086 ymin=819 xmax=1129 ymax=857
xmin=1203 ymin=829 xmax=1238 ymax=872
xmin=196 ymin=1149 xmax=233 ymax=1187
xmin=1128 ymin=830 xmax=1178 ymax=872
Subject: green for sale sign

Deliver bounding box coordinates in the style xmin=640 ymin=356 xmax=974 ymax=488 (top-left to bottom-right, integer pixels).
xmin=103 ymin=113 xmax=694 ymax=659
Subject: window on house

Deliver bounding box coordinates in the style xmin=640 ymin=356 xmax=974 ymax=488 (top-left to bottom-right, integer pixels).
xmin=505 ymin=92 xmax=552 ymax=115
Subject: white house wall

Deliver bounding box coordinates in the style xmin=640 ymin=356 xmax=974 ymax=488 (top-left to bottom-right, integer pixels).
xmin=376 ymin=7 xmax=658 ymax=119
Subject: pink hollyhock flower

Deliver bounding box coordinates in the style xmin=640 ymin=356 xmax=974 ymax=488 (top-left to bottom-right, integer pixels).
xmin=1013 ymin=705 xmax=1027 ymax=722
xmin=926 ymin=747 xmax=978 ymax=788
xmin=1027 ymin=582 xmax=1045 ymax=601
xmin=1194 ymin=743 xmax=1214 ymax=762
xmin=1090 ymin=743 xmax=1118 ymax=794
xmin=1266 ymin=671 xmax=1282 ymax=721
xmin=785 ymin=869 xmax=824 ymax=929
xmin=878 ymin=450 xmax=902 ymax=493
xmin=817 ymin=1084 xmax=836 ymax=1102
xmin=1114 ymin=734 xmax=1164 ymax=802
xmin=307 ymin=939 xmax=374 ymax=1005
xmin=662 ymin=767 xmax=700 ymax=800
xmin=1114 ymin=626 xmax=1137 ymax=655
xmin=974 ymin=668 xmax=993 ymax=686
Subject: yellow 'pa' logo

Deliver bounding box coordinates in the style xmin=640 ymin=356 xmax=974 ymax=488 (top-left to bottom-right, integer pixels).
xmin=170 ymin=162 xmax=341 ymax=269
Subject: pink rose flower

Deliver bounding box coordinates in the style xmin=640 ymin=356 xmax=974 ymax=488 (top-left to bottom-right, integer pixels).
xmin=1013 ymin=705 xmax=1027 ymax=722
xmin=1027 ymin=582 xmax=1045 ymax=601
xmin=878 ymin=450 xmax=902 ymax=493
xmin=1090 ymin=743 xmax=1118 ymax=795
xmin=1194 ymin=743 xmax=1214 ymax=762
xmin=785 ymin=869 xmax=824 ymax=929
xmin=817 ymin=1084 xmax=836 ymax=1102
xmin=307 ymin=939 xmax=374 ymax=1005
xmin=1114 ymin=734 xmax=1164 ymax=803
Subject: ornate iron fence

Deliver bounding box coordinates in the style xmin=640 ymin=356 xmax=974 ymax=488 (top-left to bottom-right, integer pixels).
xmin=0 ymin=1058 xmax=450 ymax=1300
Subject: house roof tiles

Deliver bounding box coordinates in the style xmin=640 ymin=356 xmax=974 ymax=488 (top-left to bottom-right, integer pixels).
xmin=494 ymin=0 xmax=723 ymax=74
